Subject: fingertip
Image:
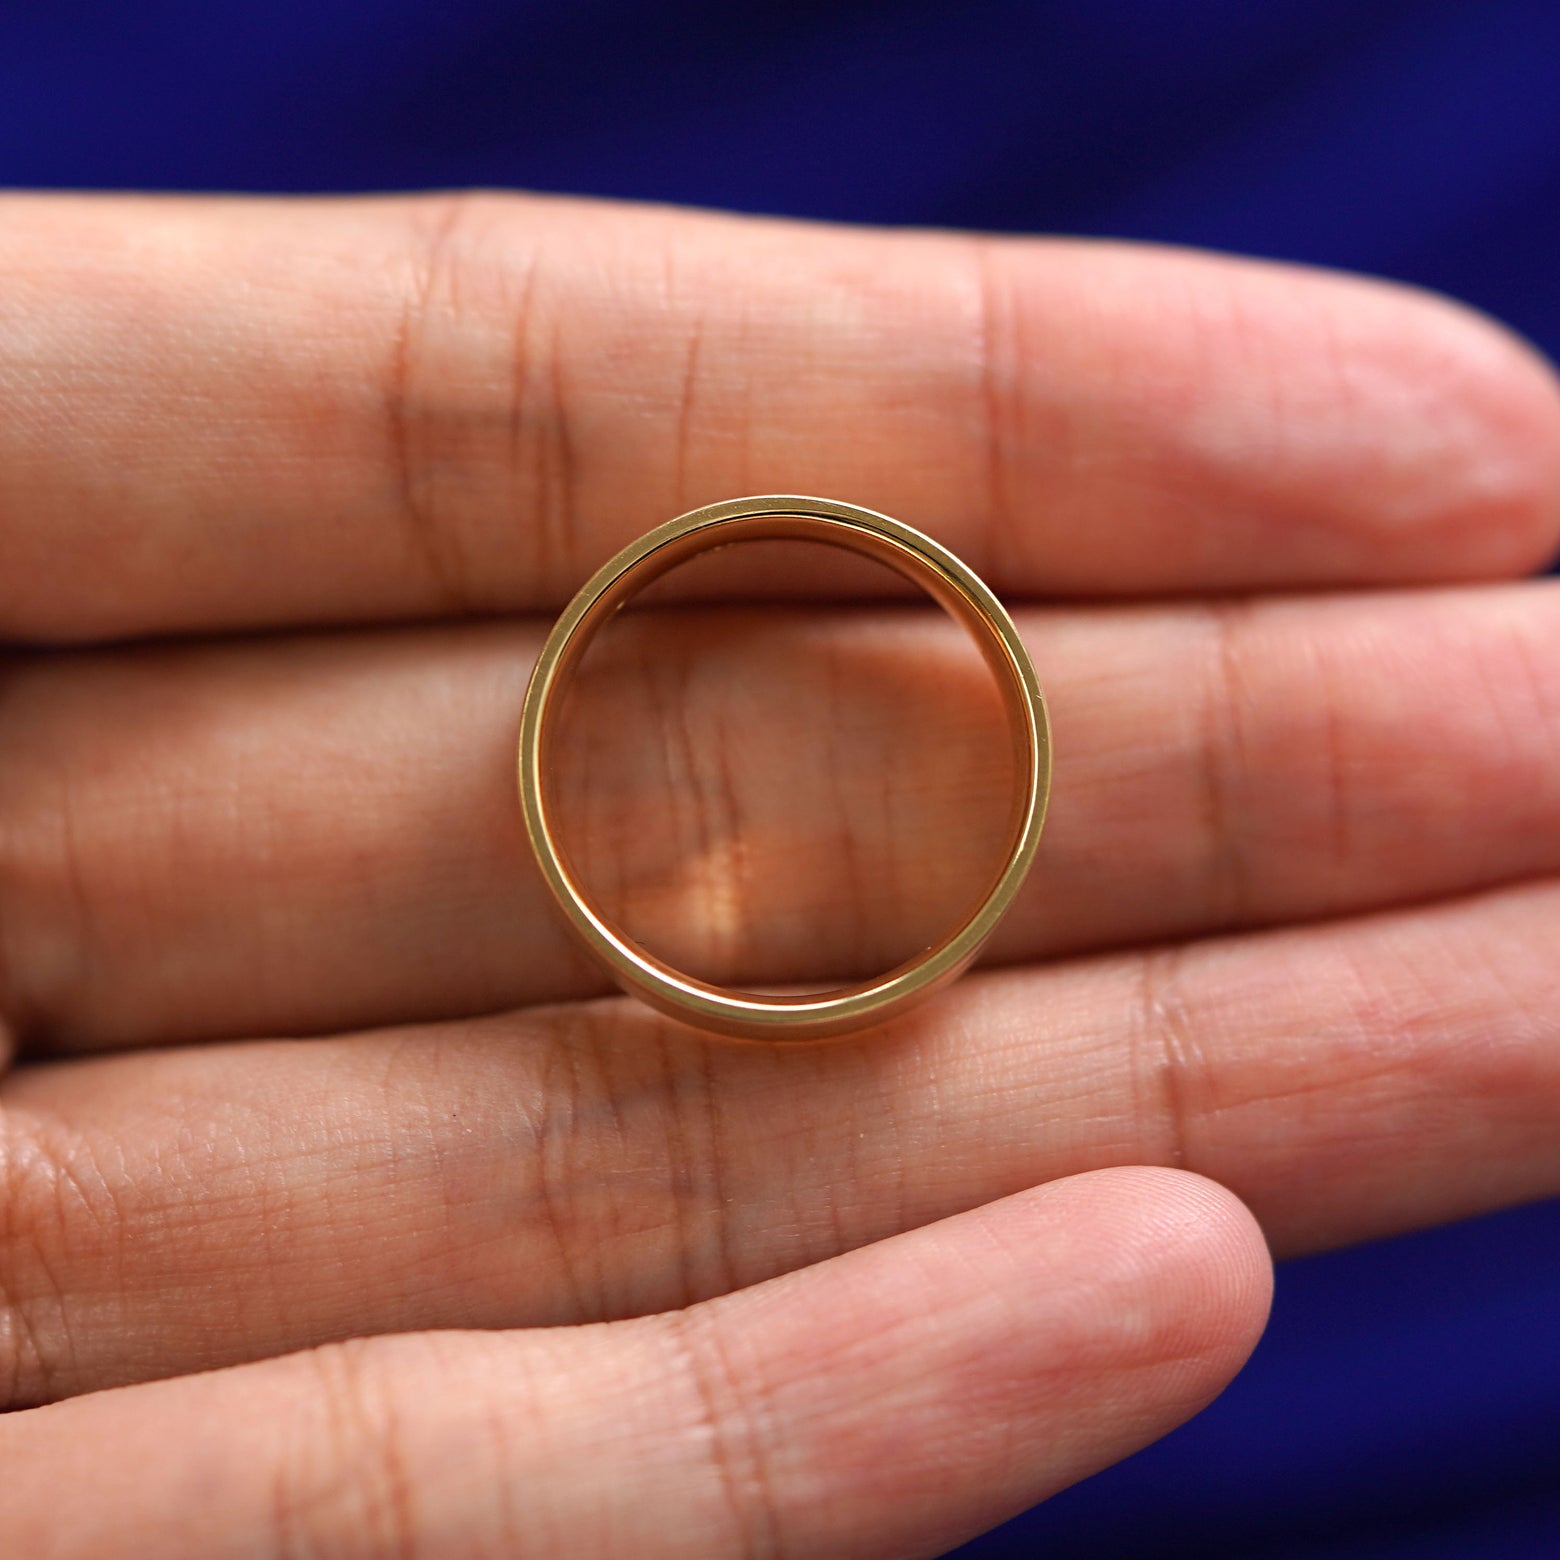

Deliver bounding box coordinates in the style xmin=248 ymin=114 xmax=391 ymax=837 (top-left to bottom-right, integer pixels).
xmin=1389 ymin=289 xmax=1560 ymax=579
xmin=982 ymin=240 xmax=1560 ymax=592
xmin=692 ymin=1166 xmax=1276 ymax=1557
xmin=1247 ymin=262 xmax=1560 ymax=584
xmin=1110 ymin=1166 xmax=1274 ymax=1370
xmin=1013 ymin=1166 xmax=1274 ymax=1387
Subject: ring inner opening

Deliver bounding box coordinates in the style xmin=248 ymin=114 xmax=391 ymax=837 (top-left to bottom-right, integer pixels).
xmin=541 ymin=524 xmax=1029 ymax=1001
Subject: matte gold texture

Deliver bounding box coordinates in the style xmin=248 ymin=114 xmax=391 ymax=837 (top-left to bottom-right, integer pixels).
xmin=518 ymin=496 xmax=1051 ymax=1041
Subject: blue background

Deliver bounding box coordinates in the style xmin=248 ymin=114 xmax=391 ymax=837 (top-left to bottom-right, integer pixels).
xmin=3 ymin=2 xmax=1557 ymax=1555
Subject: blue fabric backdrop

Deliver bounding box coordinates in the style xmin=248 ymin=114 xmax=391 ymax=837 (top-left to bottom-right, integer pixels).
xmin=2 ymin=3 xmax=1557 ymax=1555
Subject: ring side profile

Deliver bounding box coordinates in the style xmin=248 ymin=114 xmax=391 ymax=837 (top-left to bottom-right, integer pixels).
xmin=517 ymin=495 xmax=1051 ymax=1041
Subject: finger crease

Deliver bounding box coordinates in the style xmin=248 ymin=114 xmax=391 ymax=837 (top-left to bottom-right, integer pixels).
xmin=1134 ymin=946 xmax=1200 ymax=1172
xmin=664 ymin=1309 xmax=785 ymax=1560
xmin=541 ymin=307 xmax=581 ymax=597
xmin=1200 ymin=600 xmax=1256 ymax=926
xmin=0 ymin=1111 xmax=108 ymax=1410
xmin=532 ymin=1031 xmax=595 ymax=1320
xmin=968 ymin=236 xmax=1014 ymax=587
xmin=673 ymin=298 xmax=706 ymax=515
xmin=387 ymin=196 xmax=478 ymax=616
xmin=653 ymin=1026 xmax=720 ymax=1312
xmin=291 ymin=1343 xmax=422 ymax=1560
xmin=0 ymin=655 xmax=23 ymax=1060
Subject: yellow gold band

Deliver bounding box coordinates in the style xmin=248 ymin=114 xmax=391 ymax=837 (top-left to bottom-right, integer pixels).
xmin=517 ymin=495 xmax=1051 ymax=1041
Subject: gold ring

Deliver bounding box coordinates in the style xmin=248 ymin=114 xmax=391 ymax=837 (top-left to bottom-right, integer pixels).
xmin=518 ymin=495 xmax=1051 ymax=1041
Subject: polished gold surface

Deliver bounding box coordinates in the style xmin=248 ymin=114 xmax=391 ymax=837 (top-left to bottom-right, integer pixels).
xmin=518 ymin=495 xmax=1051 ymax=1041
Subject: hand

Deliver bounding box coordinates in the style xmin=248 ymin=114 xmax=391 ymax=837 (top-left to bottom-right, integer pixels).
xmin=1 ymin=193 xmax=1557 ymax=1559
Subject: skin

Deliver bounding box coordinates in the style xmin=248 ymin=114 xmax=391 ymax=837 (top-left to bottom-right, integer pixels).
xmin=0 ymin=191 xmax=1558 ymax=1558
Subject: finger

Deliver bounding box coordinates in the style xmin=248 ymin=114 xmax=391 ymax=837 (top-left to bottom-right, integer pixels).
xmin=2 ymin=194 xmax=1557 ymax=643
xmin=5 ymin=584 xmax=1560 ymax=1050
xmin=1 ymin=877 xmax=1552 ymax=1405
xmin=0 ymin=1169 xmax=1268 ymax=1560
